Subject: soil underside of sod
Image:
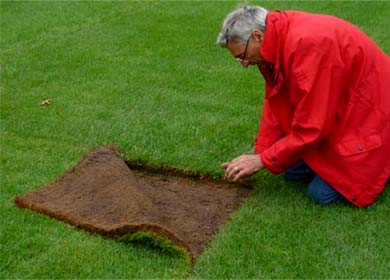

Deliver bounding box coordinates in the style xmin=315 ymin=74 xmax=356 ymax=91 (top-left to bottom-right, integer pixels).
xmin=14 ymin=145 xmax=252 ymax=261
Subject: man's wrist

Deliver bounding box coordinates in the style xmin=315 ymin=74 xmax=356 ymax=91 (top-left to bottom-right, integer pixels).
xmin=253 ymin=154 xmax=263 ymax=171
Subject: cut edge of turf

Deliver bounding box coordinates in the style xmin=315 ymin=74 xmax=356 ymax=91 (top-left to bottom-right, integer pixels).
xmin=117 ymin=231 xmax=192 ymax=266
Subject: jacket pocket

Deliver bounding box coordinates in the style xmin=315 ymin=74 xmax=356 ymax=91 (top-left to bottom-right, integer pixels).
xmin=337 ymin=134 xmax=383 ymax=156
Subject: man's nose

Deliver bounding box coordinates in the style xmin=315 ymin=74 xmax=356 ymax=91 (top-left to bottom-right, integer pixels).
xmin=240 ymin=60 xmax=250 ymax=68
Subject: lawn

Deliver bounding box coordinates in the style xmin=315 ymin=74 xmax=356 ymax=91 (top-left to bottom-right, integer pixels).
xmin=1 ymin=1 xmax=390 ymax=278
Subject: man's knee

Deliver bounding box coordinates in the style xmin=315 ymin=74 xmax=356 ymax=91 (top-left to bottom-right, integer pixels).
xmin=308 ymin=183 xmax=331 ymax=205
xmin=308 ymin=176 xmax=345 ymax=205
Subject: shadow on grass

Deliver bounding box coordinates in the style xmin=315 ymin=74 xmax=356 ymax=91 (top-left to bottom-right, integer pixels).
xmin=117 ymin=231 xmax=191 ymax=263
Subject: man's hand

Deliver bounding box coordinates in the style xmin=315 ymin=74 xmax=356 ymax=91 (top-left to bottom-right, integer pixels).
xmin=221 ymin=154 xmax=264 ymax=181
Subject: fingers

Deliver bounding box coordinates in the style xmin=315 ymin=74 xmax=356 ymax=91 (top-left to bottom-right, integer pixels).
xmin=222 ymin=155 xmax=263 ymax=181
xmin=225 ymin=164 xmax=240 ymax=179
xmin=222 ymin=156 xmax=246 ymax=179
xmin=233 ymin=168 xmax=251 ymax=181
xmin=223 ymin=159 xmax=241 ymax=175
xmin=226 ymin=165 xmax=251 ymax=181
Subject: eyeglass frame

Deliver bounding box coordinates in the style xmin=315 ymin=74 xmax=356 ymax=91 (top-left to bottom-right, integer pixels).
xmin=236 ymin=37 xmax=250 ymax=63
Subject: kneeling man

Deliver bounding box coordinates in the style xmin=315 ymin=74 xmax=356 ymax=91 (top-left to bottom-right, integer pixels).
xmin=218 ymin=6 xmax=390 ymax=206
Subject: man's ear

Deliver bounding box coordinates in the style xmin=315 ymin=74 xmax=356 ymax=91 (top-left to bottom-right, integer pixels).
xmin=251 ymin=29 xmax=264 ymax=43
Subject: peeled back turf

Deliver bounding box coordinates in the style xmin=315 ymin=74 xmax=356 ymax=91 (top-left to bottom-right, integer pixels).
xmin=15 ymin=145 xmax=251 ymax=261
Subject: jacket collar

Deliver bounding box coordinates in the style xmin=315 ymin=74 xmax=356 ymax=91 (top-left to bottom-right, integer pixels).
xmin=258 ymin=11 xmax=290 ymax=98
xmin=260 ymin=10 xmax=289 ymax=73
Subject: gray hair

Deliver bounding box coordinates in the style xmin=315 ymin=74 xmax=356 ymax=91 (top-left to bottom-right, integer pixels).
xmin=217 ymin=5 xmax=268 ymax=47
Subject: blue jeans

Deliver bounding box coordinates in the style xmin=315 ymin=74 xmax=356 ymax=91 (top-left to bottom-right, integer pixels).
xmin=284 ymin=161 xmax=345 ymax=205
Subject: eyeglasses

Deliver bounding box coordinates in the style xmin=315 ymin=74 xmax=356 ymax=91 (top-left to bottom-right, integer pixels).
xmin=236 ymin=37 xmax=250 ymax=63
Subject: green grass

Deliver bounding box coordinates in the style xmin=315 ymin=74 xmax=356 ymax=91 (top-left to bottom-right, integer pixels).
xmin=1 ymin=1 xmax=390 ymax=278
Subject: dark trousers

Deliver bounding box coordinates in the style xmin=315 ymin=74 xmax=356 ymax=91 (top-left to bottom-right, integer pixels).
xmin=284 ymin=161 xmax=345 ymax=205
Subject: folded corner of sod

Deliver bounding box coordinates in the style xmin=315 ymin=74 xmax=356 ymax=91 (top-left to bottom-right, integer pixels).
xmin=15 ymin=145 xmax=251 ymax=261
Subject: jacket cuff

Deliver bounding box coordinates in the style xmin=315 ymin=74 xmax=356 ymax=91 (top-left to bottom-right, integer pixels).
xmin=261 ymin=147 xmax=286 ymax=174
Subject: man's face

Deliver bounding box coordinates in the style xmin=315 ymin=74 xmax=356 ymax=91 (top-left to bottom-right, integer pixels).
xmin=226 ymin=29 xmax=265 ymax=68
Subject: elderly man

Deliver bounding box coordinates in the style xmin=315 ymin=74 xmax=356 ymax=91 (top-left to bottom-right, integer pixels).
xmin=218 ymin=6 xmax=390 ymax=207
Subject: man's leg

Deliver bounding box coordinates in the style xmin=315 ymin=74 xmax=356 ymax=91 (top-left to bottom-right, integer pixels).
xmin=284 ymin=160 xmax=315 ymax=183
xmin=308 ymin=176 xmax=345 ymax=205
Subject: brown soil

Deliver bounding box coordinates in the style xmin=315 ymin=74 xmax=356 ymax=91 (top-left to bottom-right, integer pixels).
xmin=14 ymin=145 xmax=251 ymax=261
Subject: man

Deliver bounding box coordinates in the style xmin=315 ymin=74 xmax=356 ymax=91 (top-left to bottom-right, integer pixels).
xmin=217 ymin=6 xmax=390 ymax=207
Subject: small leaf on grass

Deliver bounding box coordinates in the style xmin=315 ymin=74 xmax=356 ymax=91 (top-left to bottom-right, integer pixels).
xmin=39 ymin=99 xmax=52 ymax=107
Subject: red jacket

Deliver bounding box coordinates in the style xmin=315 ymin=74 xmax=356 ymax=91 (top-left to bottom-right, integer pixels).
xmin=254 ymin=11 xmax=390 ymax=207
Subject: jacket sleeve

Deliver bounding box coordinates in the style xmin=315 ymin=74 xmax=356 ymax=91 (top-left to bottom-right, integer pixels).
xmin=261 ymin=38 xmax=345 ymax=174
xmin=254 ymin=98 xmax=284 ymax=154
